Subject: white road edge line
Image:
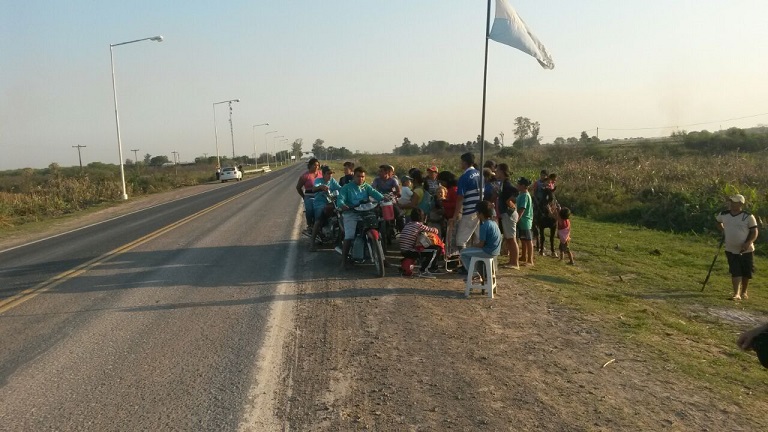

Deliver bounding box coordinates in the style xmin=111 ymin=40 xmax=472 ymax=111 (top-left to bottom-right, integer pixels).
xmin=238 ymin=202 xmax=303 ymax=431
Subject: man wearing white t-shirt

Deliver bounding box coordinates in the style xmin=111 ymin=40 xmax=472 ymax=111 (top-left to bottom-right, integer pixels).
xmin=716 ymin=194 xmax=759 ymax=300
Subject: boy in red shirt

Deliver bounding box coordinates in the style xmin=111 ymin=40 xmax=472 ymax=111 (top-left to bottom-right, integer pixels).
xmin=557 ymin=207 xmax=575 ymax=265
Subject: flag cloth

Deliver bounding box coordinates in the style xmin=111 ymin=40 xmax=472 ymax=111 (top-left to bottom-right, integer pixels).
xmin=488 ymin=0 xmax=554 ymax=69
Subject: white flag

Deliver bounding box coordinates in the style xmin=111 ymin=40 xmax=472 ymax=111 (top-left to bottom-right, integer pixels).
xmin=488 ymin=0 xmax=554 ymax=69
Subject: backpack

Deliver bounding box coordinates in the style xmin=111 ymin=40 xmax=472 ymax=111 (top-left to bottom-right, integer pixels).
xmin=417 ymin=187 xmax=434 ymax=215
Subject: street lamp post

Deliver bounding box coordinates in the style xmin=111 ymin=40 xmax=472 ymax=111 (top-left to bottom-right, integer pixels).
xmin=281 ymin=138 xmax=289 ymax=165
xmin=272 ymin=135 xmax=284 ymax=167
xmin=213 ymin=99 xmax=240 ymax=171
xmin=264 ymin=130 xmax=278 ymax=168
xmin=110 ymin=35 xmax=163 ymax=200
xmin=252 ymin=123 xmax=269 ymax=168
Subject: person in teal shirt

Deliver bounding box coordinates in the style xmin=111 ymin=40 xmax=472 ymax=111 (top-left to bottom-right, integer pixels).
xmin=516 ymin=177 xmax=534 ymax=266
xmin=309 ymin=166 xmax=342 ymax=251
xmin=337 ymin=167 xmax=385 ymax=268
xmin=459 ymin=200 xmax=501 ymax=275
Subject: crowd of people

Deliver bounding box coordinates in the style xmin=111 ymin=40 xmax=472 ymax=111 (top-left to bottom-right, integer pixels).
xmin=295 ymin=152 xmax=575 ymax=277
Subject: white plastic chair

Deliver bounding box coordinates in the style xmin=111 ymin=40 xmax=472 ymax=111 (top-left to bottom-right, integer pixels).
xmin=464 ymin=256 xmax=498 ymax=299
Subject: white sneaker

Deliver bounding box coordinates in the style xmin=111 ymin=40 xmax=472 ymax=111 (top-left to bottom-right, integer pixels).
xmin=334 ymin=246 xmax=343 ymax=255
xmin=417 ymin=271 xmax=437 ymax=279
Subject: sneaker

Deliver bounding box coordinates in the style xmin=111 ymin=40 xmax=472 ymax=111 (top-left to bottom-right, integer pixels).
xmin=334 ymin=246 xmax=343 ymax=255
xmin=417 ymin=271 xmax=437 ymax=279
xmin=429 ymin=267 xmax=445 ymax=274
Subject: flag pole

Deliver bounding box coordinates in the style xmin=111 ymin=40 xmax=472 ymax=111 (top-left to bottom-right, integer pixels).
xmin=479 ymin=0 xmax=492 ymax=200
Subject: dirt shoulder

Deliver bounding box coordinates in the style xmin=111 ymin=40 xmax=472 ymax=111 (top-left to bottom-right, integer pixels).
xmin=283 ymin=247 xmax=763 ymax=431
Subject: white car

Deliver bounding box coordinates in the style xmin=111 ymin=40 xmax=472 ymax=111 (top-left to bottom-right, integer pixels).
xmin=220 ymin=167 xmax=242 ymax=182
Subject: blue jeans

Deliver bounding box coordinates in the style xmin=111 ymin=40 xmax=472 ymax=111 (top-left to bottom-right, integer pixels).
xmin=303 ymin=195 xmax=315 ymax=227
xmin=460 ymin=247 xmax=494 ymax=270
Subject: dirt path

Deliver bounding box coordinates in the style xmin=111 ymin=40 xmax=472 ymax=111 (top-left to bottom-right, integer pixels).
xmin=283 ymin=247 xmax=762 ymax=431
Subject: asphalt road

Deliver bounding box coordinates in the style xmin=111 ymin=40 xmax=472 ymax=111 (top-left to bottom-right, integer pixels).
xmin=0 ymin=166 xmax=305 ymax=431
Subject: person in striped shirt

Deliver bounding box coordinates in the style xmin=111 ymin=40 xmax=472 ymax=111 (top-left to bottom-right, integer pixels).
xmin=450 ymin=152 xmax=481 ymax=260
xmin=400 ymin=208 xmax=441 ymax=278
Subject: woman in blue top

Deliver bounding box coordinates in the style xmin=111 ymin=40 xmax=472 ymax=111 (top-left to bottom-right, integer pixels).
xmin=459 ymin=200 xmax=501 ymax=276
xmin=309 ymin=166 xmax=342 ymax=251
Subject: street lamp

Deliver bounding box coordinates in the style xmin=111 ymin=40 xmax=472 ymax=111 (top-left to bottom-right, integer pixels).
xmin=110 ymin=34 xmax=163 ymax=200
xmin=272 ymin=135 xmax=284 ymax=167
xmin=264 ymin=130 xmax=278 ymax=167
xmin=280 ymin=138 xmax=289 ymax=165
xmin=252 ymin=123 xmax=269 ymax=168
xmin=213 ymin=99 xmax=240 ymax=170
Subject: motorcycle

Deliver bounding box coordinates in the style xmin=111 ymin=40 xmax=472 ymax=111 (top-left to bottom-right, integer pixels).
xmin=346 ymin=201 xmax=386 ymax=278
xmin=312 ymin=194 xmax=343 ymax=248
xmin=378 ymin=194 xmax=400 ymax=254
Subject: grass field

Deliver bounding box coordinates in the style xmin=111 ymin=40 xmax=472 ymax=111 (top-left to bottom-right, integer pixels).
xmin=517 ymin=214 xmax=768 ymax=408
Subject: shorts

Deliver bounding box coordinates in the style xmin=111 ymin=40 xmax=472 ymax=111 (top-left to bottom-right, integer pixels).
xmin=517 ymin=227 xmax=533 ymax=241
xmin=500 ymin=212 xmax=518 ymax=240
xmin=342 ymin=212 xmax=362 ymax=241
xmin=559 ymin=239 xmax=571 ymax=253
xmin=456 ymin=213 xmax=479 ymax=248
xmin=726 ymin=251 xmax=754 ymax=279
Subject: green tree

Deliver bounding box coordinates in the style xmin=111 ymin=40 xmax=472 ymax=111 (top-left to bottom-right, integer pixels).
xmin=579 ymin=131 xmax=590 ymax=144
xmin=566 ymin=137 xmax=578 ymax=145
xmin=143 ymin=153 xmax=152 ymax=165
xmin=553 ymin=137 xmax=566 ymax=146
xmin=312 ymin=139 xmax=325 ymax=156
xmin=291 ymin=138 xmax=303 ymax=158
xmin=512 ymin=117 xmax=541 ymax=147
xmin=149 ymin=155 xmax=170 ymax=166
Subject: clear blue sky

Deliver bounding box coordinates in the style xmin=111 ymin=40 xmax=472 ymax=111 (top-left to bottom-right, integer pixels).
xmin=2 ymin=0 xmax=768 ymax=169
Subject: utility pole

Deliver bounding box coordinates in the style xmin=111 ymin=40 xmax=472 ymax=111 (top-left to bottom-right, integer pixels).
xmin=228 ymin=101 xmax=236 ymax=160
xmin=172 ymin=151 xmax=179 ymax=164
xmin=130 ymin=149 xmax=140 ymax=164
xmin=72 ymin=145 xmax=86 ymax=171
xmin=596 ymin=127 xmax=599 ymax=139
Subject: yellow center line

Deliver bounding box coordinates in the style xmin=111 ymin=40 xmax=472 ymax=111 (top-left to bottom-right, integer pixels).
xmin=0 ymin=181 xmax=272 ymax=315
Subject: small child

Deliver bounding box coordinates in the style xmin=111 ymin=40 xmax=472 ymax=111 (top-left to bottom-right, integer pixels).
xmin=557 ymin=207 xmax=575 ymax=265
xmin=400 ymin=176 xmax=414 ymax=206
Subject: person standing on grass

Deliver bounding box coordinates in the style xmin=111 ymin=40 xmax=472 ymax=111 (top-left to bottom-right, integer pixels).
xmin=716 ymin=194 xmax=759 ymax=300
xmin=459 ymin=200 xmax=502 ymax=274
xmin=557 ymin=207 xmax=575 ymax=265
xmin=516 ymin=177 xmax=535 ymax=267
xmin=496 ymin=164 xmax=519 ymax=269
xmin=451 ymin=153 xmax=481 ymax=266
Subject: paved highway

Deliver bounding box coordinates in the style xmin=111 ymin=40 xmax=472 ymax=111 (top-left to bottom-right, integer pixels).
xmin=0 ymin=166 xmax=305 ymax=431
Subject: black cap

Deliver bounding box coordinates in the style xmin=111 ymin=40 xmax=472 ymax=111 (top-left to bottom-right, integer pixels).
xmin=321 ymin=165 xmax=334 ymax=174
xmin=517 ymin=177 xmax=531 ymax=186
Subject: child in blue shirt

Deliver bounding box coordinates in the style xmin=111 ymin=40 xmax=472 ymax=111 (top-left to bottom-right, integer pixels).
xmin=459 ymin=200 xmax=501 ymax=275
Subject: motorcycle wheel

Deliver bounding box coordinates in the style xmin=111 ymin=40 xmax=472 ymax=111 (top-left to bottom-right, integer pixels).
xmin=367 ymin=231 xmax=386 ymax=278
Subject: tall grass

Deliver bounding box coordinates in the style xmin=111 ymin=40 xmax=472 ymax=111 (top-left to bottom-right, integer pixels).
xmin=0 ymin=164 xmax=217 ymax=226
xmin=358 ymin=143 xmax=766 ymax=245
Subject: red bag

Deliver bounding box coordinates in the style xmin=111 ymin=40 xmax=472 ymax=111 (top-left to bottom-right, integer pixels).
xmin=401 ymin=258 xmax=414 ymax=276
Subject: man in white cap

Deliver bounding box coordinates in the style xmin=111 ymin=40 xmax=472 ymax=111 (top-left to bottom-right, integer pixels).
xmin=716 ymin=194 xmax=759 ymax=300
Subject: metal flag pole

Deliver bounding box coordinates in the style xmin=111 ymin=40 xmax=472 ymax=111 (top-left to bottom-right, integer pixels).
xmin=479 ymin=0 xmax=492 ymax=199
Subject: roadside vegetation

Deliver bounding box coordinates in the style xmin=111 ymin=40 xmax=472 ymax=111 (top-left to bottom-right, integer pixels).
xmin=358 ymin=127 xmax=767 ymax=255
xmin=505 ymin=214 xmax=768 ymax=411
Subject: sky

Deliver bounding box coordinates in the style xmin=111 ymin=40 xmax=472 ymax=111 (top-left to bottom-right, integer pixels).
xmin=2 ymin=0 xmax=768 ymax=170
